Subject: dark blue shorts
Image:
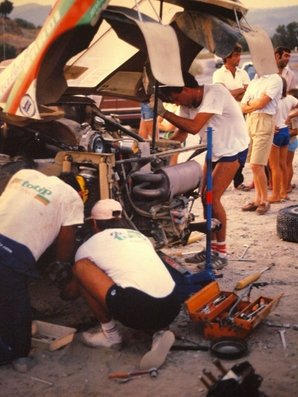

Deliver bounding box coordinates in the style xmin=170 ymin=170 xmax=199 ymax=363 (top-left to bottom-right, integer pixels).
xmin=213 ymin=148 xmax=248 ymax=167
xmin=0 ymin=265 xmax=32 ymax=363
xmin=106 ymin=285 xmax=181 ymax=331
xmin=273 ymin=127 xmax=290 ymax=147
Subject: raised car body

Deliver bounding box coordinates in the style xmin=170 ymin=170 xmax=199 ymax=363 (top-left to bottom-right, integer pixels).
xmin=0 ymin=0 xmax=278 ymax=248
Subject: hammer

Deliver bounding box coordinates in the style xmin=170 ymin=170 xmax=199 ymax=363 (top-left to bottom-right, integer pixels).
xmin=108 ymin=367 xmax=158 ymax=380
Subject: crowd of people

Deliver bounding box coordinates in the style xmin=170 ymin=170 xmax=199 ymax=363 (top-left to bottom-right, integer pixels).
xmin=149 ymin=45 xmax=297 ymax=263
xmin=0 ymin=45 xmax=297 ymax=375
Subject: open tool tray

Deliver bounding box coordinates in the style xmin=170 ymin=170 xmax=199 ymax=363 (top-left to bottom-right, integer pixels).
xmin=185 ymin=281 xmax=283 ymax=339
xmin=31 ymin=320 xmax=76 ymax=351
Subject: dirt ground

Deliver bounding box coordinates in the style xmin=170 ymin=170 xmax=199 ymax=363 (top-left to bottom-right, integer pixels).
xmin=1 ymin=156 xmax=297 ymax=397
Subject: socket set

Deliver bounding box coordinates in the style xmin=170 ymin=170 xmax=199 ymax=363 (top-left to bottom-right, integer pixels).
xmin=185 ymin=281 xmax=283 ymax=339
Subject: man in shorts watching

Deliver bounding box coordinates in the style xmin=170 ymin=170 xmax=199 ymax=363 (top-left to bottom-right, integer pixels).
xmin=241 ymin=74 xmax=283 ymax=214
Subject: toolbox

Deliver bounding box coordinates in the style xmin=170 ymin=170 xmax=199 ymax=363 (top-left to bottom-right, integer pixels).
xmin=31 ymin=320 xmax=76 ymax=351
xmin=185 ymin=281 xmax=283 ymax=339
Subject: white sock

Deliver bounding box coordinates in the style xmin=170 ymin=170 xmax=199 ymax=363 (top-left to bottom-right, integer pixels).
xmin=101 ymin=320 xmax=120 ymax=340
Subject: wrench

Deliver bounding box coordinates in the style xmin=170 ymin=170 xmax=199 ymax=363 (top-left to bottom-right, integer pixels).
xmin=108 ymin=367 xmax=158 ymax=379
xmin=239 ymin=244 xmax=250 ymax=260
xmin=278 ymin=329 xmax=287 ymax=349
xmin=240 ymin=304 xmax=266 ymax=320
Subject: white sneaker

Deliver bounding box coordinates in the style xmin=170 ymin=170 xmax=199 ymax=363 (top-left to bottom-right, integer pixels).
xmin=81 ymin=328 xmax=122 ymax=350
xmin=139 ymin=330 xmax=175 ymax=370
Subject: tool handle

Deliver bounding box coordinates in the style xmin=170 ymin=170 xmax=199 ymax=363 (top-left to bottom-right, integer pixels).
xmin=234 ymin=272 xmax=261 ymax=290
xmin=108 ymin=371 xmax=132 ymax=379
xmin=235 ymin=265 xmax=272 ymax=290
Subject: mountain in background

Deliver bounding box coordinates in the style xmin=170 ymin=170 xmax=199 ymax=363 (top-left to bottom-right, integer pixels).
xmin=10 ymin=3 xmax=298 ymax=36
xmin=11 ymin=3 xmax=51 ymax=27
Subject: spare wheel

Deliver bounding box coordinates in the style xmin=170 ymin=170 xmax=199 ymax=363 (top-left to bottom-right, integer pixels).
xmin=276 ymin=205 xmax=298 ymax=243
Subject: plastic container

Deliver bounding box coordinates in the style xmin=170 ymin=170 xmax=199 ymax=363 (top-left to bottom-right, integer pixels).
xmin=31 ymin=320 xmax=76 ymax=351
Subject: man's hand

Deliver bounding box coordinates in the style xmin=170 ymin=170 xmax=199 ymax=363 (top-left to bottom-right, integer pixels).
xmin=149 ymin=95 xmax=166 ymax=116
xmin=46 ymin=261 xmax=73 ymax=289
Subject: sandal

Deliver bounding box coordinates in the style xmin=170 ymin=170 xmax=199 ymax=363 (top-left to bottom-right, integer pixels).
xmin=241 ymin=202 xmax=258 ymax=212
xmin=236 ymin=183 xmax=251 ymax=192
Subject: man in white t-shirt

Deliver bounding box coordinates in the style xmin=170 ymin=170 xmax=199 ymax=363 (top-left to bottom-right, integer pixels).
xmin=213 ymin=43 xmax=251 ymax=191
xmin=213 ymin=43 xmax=250 ymax=102
xmin=0 ymin=169 xmax=84 ymax=370
xmin=150 ymin=72 xmax=249 ymax=270
xmin=72 ymin=199 xmax=181 ymax=350
xmin=275 ymin=46 xmax=297 ymax=91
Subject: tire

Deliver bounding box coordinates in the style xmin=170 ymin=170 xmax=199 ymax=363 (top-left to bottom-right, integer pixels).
xmin=276 ymin=205 xmax=298 ymax=243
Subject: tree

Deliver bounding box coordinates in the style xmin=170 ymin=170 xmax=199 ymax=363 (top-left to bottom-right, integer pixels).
xmin=0 ymin=0 xmax=13 ymax=18
xmin=271 ymin=22 xmax=298 ymax=50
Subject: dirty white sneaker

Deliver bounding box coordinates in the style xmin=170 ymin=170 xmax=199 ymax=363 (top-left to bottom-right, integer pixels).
xmin=81 ymin=328 xmax=122 ymax=350
xmin=139 ymin=330 xmax=175 ymax=370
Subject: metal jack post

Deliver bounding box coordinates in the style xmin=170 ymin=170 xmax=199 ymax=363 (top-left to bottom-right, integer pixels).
xmin=205 ymin=126 xmax=215 ymax=280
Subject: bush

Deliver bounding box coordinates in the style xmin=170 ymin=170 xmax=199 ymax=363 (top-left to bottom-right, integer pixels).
xmin=15 ymin=18 xmax=35 ymax=29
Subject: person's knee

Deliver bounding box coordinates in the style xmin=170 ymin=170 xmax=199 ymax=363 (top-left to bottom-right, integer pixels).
xmin=72 ymin=260 xmax=85 ymax=279
xmin=251 ymin=164 xmax=264 ymax=174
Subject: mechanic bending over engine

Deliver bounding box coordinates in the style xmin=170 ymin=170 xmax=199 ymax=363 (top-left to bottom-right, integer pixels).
xmin=0 ymin=168 xmax=84 ymax=372
xmin=150 ymin=72 xmax=249 ymax=270
xmin=65 ymin=199 xmax=181 ymax=350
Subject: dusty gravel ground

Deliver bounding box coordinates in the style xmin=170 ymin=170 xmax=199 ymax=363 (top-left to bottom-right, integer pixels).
xmin=1 ymin=155 xmax=297 ymax=397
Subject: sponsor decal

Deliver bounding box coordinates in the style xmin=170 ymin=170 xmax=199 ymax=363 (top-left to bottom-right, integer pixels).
xmin=19 ymin=94 xmax=36 ymax=117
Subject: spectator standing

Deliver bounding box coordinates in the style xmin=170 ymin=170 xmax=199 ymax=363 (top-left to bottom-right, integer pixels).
xmin=150 ymin=72 xmax=249 ymax=269
xmin=275 ymin=46 xmax=297 ymax=91
xmin=268 ymin=78 xmax=298 ymax=202
xmin=0 ymin=169 xmax=84 ymax=371
xmin=213 ymin=43 xmax=251 ymax=191
xmin=241 ymin=74 xmax=283 ymax=214
xmin=286 ymin=88 xmax=298 ymax=194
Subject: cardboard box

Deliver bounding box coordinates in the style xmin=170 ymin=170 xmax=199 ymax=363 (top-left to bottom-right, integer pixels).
xmin=185 ymin=281 xmax=283 ymax=339
xmin=31 ymin=320 xmax=76 ymax=351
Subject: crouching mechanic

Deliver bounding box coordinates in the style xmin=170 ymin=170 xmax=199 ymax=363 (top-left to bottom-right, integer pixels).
xmin=71 ymin=199 xmax=181 ymax=349
xmin=0 ymin=168 xmax=84 ymax=370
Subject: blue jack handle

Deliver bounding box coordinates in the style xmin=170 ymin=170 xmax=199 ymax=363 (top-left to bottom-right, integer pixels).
xmin=205 ymin=127 xmax=215 ymax=279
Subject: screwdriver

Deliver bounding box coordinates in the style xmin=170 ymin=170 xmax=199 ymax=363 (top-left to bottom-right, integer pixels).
xmin=234 ymin=264 xmax=273 ymax=290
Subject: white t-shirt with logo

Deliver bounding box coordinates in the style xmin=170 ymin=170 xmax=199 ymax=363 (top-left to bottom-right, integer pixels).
xmin=75 ymin=228 xmax=175 ymax=298
xmin=179 ymin=84 xmax=249 ymax=162
xmin=0 ymin=169 xmax=84 ymax=260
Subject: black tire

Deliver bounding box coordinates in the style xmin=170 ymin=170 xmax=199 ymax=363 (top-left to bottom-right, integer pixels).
xmin=276 ymin=205 xmax=298 ymax=243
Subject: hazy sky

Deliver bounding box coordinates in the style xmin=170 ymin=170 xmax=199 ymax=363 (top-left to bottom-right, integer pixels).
xmin=12 ymin=0 xmax=298 ymax=8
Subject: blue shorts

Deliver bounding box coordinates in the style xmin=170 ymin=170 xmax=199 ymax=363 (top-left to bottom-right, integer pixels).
xmin=140 ymin=102 xmax=154 ymax=120
xmin=213 ymin=148 xmax=248 ymax=167
xmin=0 ymin=265 xmax=32 ymax=363
xmin=288 ymin=136 xmax=298 ymax=152
xmin=273 ymin=127 xmax=290 ymax=147
xmin=106 ymin=285 xmax=181 ymax=331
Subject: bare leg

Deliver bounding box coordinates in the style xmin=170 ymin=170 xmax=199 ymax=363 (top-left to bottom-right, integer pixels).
xmin=251 ymin=163 xmax=268 ymax=204
xmin=268 ymin=145 xmax=281 ymax=201
xmin=286 ymin=150 xmax=295 ymax=192
xmin=202 ymin=160 xmax=239 ymax=242
xmin=73 ymin=259 xmax=115 ymax=323
xmin=279 ymin=146 xmax=289 ymax=199
xmin=139 ymin=120 xmax=159 ymax=140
